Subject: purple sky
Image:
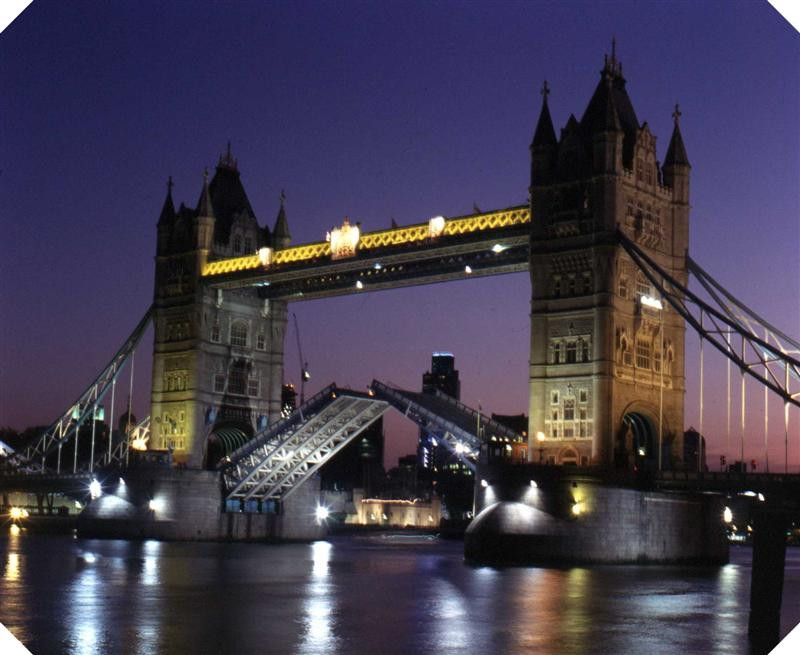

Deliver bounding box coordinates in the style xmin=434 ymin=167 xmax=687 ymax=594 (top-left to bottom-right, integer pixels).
xmin=1 ymin=1 xmax=798 ymax=470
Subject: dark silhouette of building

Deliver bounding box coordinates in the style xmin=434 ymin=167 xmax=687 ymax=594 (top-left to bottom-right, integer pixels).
xmin=683 ymin=427 xmax=707 ymax=471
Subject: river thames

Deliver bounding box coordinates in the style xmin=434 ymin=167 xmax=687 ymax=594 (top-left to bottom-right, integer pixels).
xmin=1 ymin=532 xmax=798 ymax=654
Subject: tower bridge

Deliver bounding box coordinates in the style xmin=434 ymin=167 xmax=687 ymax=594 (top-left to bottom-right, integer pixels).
xmin=3 ymin=50 xmax=798 ymax=584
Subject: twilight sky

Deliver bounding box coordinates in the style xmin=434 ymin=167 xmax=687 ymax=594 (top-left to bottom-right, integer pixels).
xmin=1 ymin=1 xmax=798 ymax=470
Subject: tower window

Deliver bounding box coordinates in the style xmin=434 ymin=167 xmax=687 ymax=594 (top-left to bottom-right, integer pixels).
xmin=233 ymin=235 xmax=242 ymax=253
xmin=256 ymin=333 xmax=266 ymax=350
xmin=564 ymin=399 xmax=575 ymax=421
xmin=654 ymin=344 xmax=662 ymax=373
xmin=210 ymin=323 xmax=221 ymax=343
xmin=551 ymin=390 xmax=559 ymax=405
xmin=230 ymin=321 xmax=248 ymax=347
xmin=247 ymin=378 xmax=260 ymax=397
xmin=636 ymin=339 xmax=651 ymax=370
xmin=553 ymin=277 xmax=562 ymax=297
xmin=228 ymin=361 xmax=248 ymax=396
xmin=618 ymin=276 xmax=629 ymax=299
xmin=214 ymin=374 xmax=225 ymax=393
xmin=567 ymin=276 xmax=576 ymax=296
xmin=579 ymin=389 xmax=588 ymax=404
xmin=552 ymin=342 xmax=561 ymax=364
xmin=566 ymin=341 xmax=577 ymax=363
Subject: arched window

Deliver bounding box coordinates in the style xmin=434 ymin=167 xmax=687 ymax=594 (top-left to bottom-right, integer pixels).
xmin=230 ymin=321 xmax=248 ymax=347
xmin=566 ymin=340 xmax=577 ymax=363
xmin=636 ymin=338 xmax=651 ymax=370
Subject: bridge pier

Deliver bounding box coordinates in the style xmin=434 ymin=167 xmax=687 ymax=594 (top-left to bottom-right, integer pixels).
xmin=748 ymin=507 xmax=789 ymax=654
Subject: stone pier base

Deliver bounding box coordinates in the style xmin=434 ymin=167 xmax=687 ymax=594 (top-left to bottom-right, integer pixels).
xmin=77 ymin=467 xmax=325 ymax=542
xmin=465 ymin=465 xmax=729 ymax=565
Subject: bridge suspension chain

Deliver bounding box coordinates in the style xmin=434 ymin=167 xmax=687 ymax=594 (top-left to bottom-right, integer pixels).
xmin=617 ymin=232 xmax=800 ymax=410
xmin=22 ymin=306 xmax=154 ymax=472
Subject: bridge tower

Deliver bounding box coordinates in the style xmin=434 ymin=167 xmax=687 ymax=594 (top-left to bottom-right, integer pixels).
xmin=528 ymin=47 xmax=691 ymax=468
xmin=150 ymin=148 xmax=289 ymax=468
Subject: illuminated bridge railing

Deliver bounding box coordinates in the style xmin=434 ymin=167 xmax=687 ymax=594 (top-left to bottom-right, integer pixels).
xmin=201 ymin=206 xmax=530 ymax=278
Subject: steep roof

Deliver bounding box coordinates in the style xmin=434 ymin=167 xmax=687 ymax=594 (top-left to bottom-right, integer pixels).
xmin=664 ymin=107 xmax=691 ymax=168
xmin=208 ymin=151 xmax=256 ymax=244
xmin=532 ymin=81 xmax=557 ymax=148
xmin=157 ymin=177 xmax=176 ymax=225
xmin=273 ymin=191 xmax=290 ymax=244
xmin=579 ymin=57 xmax=639 ymax=166
xmin=196 ymin=170 xmax=215 ymax=218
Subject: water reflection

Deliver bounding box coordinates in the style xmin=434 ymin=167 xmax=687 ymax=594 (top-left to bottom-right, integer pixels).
xmin=300 ymin=540 xmax=337 ymax=654
xmin=5 ymin=552 xmax=20 ymax=582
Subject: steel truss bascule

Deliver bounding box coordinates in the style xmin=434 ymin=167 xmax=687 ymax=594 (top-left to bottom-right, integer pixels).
xmin=221 ymin=380 xmax=518 ymax=502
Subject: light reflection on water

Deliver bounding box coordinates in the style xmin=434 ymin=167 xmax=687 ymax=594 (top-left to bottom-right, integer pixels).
xmin=0 ymin=535 xmax=798 ymax=655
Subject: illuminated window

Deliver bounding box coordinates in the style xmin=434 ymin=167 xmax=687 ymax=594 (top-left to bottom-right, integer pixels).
xmin=256 ymin=333 xmax=266 ymax=350
xmin=635 ymin=272 xmax=651 ymax=299
xmin=636 ymin=339 xmax=651 ymax=370
xmin=230 ymin=321 xmax=248 ymax=347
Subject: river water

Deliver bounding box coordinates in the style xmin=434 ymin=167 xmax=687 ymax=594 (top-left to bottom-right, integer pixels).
xmin=0 ymin=532 xmax=798 ymax=654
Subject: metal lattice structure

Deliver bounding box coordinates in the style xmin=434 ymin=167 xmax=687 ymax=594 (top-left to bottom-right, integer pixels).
xmin=223 ymin=386 xmax=389 ymax=502
xmin=369 ymin=380 xmax=522 ymax=471
xmin=95 ymin=415 xmax=151 ymax=470
xmin=22 ymin=307 xmax=153 ymax=472
xmin=618 ymin=232 xmax=800 ymax=408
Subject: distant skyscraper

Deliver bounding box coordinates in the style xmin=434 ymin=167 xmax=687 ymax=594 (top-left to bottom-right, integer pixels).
xmin=422 ymin=352 xmax=461 ymax=399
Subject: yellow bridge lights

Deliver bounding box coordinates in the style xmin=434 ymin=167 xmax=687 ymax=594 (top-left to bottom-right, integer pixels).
xmin=200 ymin=206 xmax=531 ymax=278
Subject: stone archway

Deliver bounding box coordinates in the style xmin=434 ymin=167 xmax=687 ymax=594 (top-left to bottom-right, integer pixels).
xmin=557 ymin=446 xmax=580 ymax=466
xmin=620 ymin=411 xmax=658 ymax=469
xmin=204 ymin=423 xmax=253 ymax=470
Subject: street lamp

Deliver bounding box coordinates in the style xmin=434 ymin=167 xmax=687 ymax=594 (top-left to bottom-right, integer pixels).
xmin=536 ymin=431 xmax=546 ymax=464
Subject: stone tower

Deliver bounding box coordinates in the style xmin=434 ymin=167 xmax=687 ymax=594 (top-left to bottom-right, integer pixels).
xmin=151 ymin=147 xmax=289 ymax=468
xmin=528 ymin=47 xmax=690 ymax=469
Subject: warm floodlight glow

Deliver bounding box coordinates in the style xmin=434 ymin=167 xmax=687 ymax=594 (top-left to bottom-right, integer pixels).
xmin=491 ymin=243 xmax=506 ymax=253
xmin=9 ymin=524 xmax=20 ymax=536
xmin=571 ymin=502 xmax=583 ymax=516
xmin=758 ymin=493 xmax=765 ymax=502
xmin=428 ymin=215 xmax=446 ymax=238
xmin=315 ymin=506 xmax=330 ymax=522
xmin=149 ymin=498 xmax=164 ymax=512
xmin=89 ymin=479 xmax=102 ymax=499
xmin=258 ymin=247 xmax=273 ymax=266
xmin=536 ymin=431 xmax=546 ymax=442
xmin=328 ymin=218 xmax=360 ymax=259
xmin=464 ymin=265 xmax=472 ymax=274
xmin=131 ymin=437 xmax=148 ymax=451
xmin=373 ymin=262 xmax=383 ymax=270
xmin=480 ymin=479 xmax=488 ymax=488
xmin=640 ymin=295 xmax=663 ymax=310
xmin=638 ymin=447 xmax=646 ymax=457
xmin=9 ymin=507 xmax=23 ymax=520
xmin=455 ymin=442 xmax=468 ymax=455
xmin=530 ymin=480 xmax=538 ymax=488
xmin=723 ymin=506 xmax=733 ymax=524
xmin=355 ymin=280 xmax=364 ymax=290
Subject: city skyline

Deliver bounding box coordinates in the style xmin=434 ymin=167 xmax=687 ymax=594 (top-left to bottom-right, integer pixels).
xmin=1 ymin=2 xmax=798 ymax=469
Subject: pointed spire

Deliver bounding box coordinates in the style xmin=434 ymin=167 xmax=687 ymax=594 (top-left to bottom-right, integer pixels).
xmin=532 ymin=80 xmax=557 ymax=148
xmin=664 ymin=103 xmax=690 ymax=167
xmin=273 ymin=189 xmax=290 ymax=248
xmin=599 ymin=80 xmax=622 ymax=132
xmin=196 ymin=168 xmax=215 ymax=217
xmin=218 ymin=142 xmax=238 ymax=170
xmin=158 ymin=175 xmax=176 ymax=225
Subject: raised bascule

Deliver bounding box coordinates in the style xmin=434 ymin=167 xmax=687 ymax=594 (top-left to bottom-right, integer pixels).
xmin=6 ymin=49 xmax=800 ymax=579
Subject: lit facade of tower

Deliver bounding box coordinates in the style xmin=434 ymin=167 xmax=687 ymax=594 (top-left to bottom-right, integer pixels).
xmin=150 ymin=148 xmax=290 ymax=468
xmin=528 ymin=47 xmax=690 ymax=468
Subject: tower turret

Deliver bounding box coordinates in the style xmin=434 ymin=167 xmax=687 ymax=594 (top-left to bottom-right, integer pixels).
xmin=272 ymin=190 xmax=291 ymax=249
xmin=662 ymin=104 xmax=691 ymax=204
xmin=157 ymin=176 xmax=176 ymax=255
xmin=193 ymin=169 xmax=215 ymax=267
xmin=530 ymin=81 xmax=557 ymax=186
